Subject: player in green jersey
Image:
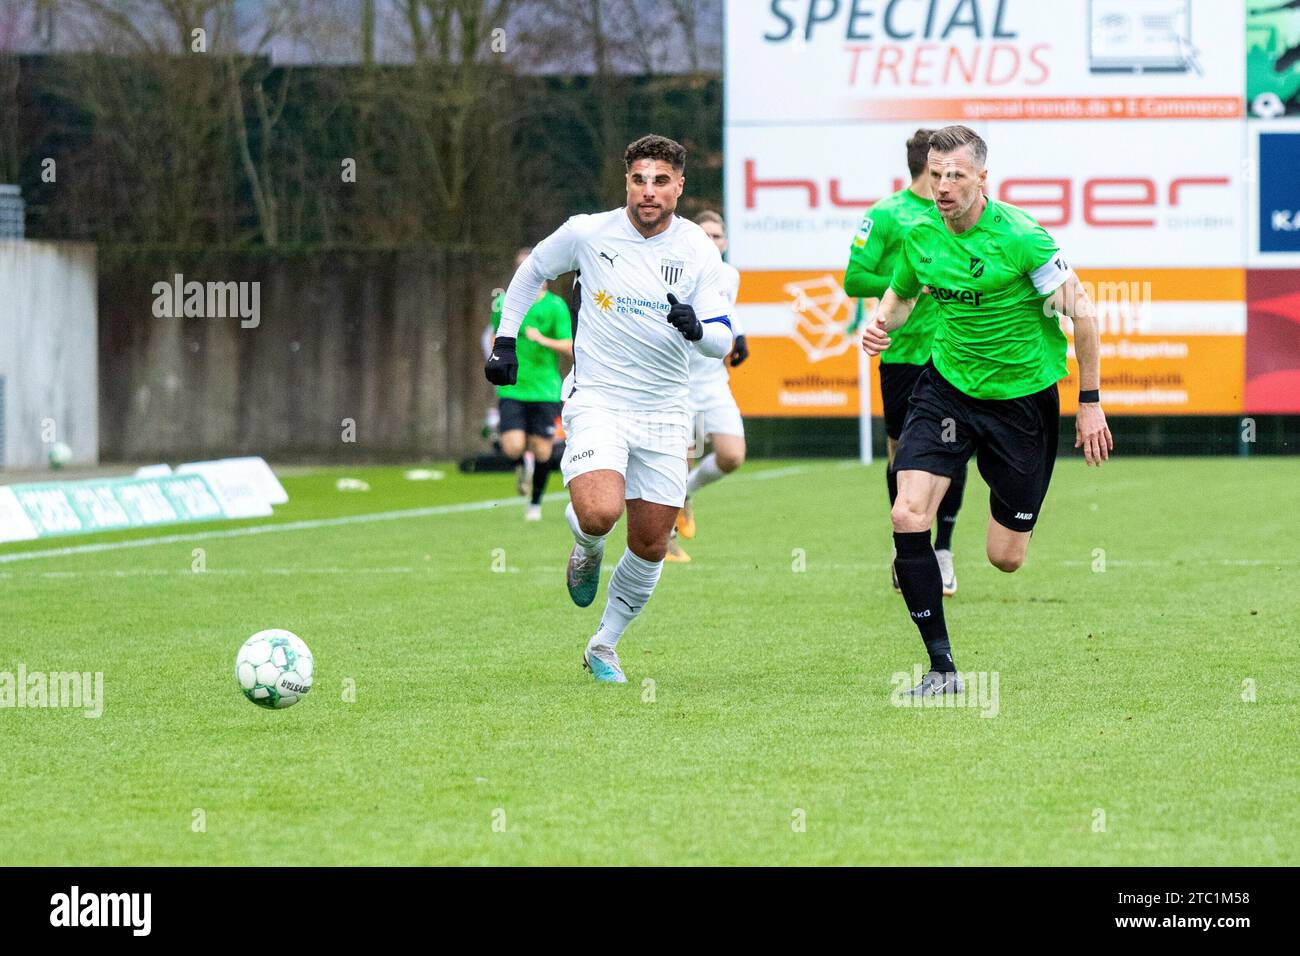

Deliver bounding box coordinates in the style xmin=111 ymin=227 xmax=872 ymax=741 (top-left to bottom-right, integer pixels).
xmin=490 ymin=247 xmax=574 ymax=521
xmin=862 ymin=126 xmax=1114 ymax=698
xmin=845 ymin=128 xmax=966 ymax=596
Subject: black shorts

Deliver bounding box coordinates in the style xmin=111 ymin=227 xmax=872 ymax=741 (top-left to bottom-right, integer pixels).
xmin=893 ymin=367 xmax=1060 ymax=533
xmin=499 ymin=399 xmax=561 ymax=439
xmin=878 ymin=361 xmax=927 ymax=441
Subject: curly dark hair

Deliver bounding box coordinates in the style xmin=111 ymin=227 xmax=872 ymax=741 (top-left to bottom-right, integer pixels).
xmin=624 ymin=134 xmax=686 ymax=172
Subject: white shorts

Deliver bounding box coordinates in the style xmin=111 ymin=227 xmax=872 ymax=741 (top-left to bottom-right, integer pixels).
xmin=560 ymin=400 xmax=690 ymax=507
xmin=693 ymin=391 xmax=745 ymax=442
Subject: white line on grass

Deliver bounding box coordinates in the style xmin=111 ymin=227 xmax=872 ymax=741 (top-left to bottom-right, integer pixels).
xmin=0 ymin=493 xmax=542 ymax=565
xmin=0 ymin=463 xmax=822 ymax=565
xmin=745 ymin=464 xmax=816 ymax=481
xmin=5 ymin=567 xmax=421 ymax=578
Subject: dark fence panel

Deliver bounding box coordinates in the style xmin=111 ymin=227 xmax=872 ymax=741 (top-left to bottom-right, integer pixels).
xmin=98 ymin=247 xmax=508 ymax=462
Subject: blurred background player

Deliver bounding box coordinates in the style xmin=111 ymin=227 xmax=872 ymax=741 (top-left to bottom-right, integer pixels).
xmin=864 ymin=125 xmax=1112 ymax=698
xmin=486 ymin=134 xmax=733 ymax=683
xmin=667 ymin=210 xmax=749 ymax=562
xmin=844 ymin=129 xmax=965 ymax=595
xmin=489 ymin=247 xmax=573 ymax=520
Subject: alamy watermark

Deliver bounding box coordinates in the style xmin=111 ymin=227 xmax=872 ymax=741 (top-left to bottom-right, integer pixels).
xmin=50 ymin=886 xmax=150 ymax=936
xmin=152 ymin=273 xmax=260 ymax=328
xmin=889 ymin=665 xmax=999 ymax=717
xmin=0 ymin=665 xmax=104 ymax=718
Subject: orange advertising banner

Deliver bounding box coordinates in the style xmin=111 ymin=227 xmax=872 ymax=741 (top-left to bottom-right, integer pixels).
xmin=1062 ymin=269 xmax=1245 ymax=415
xmin=729 ymin=335 xmax=879 ymax=418
xmin=1058 ymin=336 xmax=1246 ymax=415
xmin=731 ymin=268 xmax=1246 ymax=417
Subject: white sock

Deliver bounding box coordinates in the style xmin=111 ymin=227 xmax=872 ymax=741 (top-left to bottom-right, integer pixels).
xmin=565 ymin=501 xmax=605 ymax=555
xmin=686 ymin=452 xmax=726 ymax=497
xmin=594 ymin=549 xmax=663 ymax=649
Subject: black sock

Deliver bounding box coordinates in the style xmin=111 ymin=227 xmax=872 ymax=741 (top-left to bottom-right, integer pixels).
xmin=886 ymin=466 xmax=898 ymax=508
xmin=893 ymin=530 xmax=954 ymax=672
xmin=531 ymin=456 xmax=553 ymax=505
xmin=933 ymin=469 xmax=965 ymax=551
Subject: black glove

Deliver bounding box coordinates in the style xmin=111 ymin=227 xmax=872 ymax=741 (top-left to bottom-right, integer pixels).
xmin=728 ymin=334 xmax=749 ymax=367
xmin=485 ymin=336 xmax=518 ymax=386
xmin=666 ymin=293 xmax=702 ymax=341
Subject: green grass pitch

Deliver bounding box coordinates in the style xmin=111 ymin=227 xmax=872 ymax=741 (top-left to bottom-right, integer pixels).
xmin=1 ymin=456 xmax=1296 ymax=865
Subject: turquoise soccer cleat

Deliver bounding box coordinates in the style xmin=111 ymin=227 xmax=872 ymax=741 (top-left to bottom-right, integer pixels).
xmin=566 ymin=541 xmax=604 ymax=608
xmin=583 ymin=642 xmax=627 ymax=683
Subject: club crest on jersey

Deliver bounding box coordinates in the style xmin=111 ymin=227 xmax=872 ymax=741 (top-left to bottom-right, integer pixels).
xmin=660 ymin=258 xmax=685 ymax=285
xmin=969 ymin=256 xmax=985 ymax=278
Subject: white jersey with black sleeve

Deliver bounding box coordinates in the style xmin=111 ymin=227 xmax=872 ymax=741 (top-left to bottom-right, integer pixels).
xmin=497 ymin=208 xmax=733 ymax=415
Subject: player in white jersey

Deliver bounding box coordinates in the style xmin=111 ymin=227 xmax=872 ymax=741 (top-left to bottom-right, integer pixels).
xmin=485 ymin=135 xmax=733 ymax=683
xmin=667 ymin=210 xmax=749 ymax=562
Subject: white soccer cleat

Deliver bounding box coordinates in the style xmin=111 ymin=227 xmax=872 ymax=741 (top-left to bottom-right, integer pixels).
xmin=935 ymin=548 xmax=957 ymax=596
xmin=524 ymin=504 xmax=542 ymax=522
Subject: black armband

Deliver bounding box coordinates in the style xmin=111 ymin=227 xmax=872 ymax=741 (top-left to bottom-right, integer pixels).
xmin=1079 ymin=389 xmax=1100 ymax=404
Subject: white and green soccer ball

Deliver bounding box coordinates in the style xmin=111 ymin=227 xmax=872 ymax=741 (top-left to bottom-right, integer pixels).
xmin=235 ymin=629 xmax=314 ymax=709
xmin=48 ymin=442 xmax=72 ymax=470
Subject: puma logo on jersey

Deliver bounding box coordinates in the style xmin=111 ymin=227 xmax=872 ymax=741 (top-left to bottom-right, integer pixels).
xmin=599 ymin=251 xmax=618 ymax=265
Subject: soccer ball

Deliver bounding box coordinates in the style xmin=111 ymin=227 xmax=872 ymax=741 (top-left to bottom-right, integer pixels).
xmin=48 ymin=442 xmax=72 ymax=469
xmin=235 ymin=629 xmax=314 ymax=709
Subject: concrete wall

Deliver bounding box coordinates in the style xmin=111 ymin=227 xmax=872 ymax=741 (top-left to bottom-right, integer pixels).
xmin=0 ymin=240 xmax=99 ymax=469
xmin=97 ymin=248 xmax=502 ymax=462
